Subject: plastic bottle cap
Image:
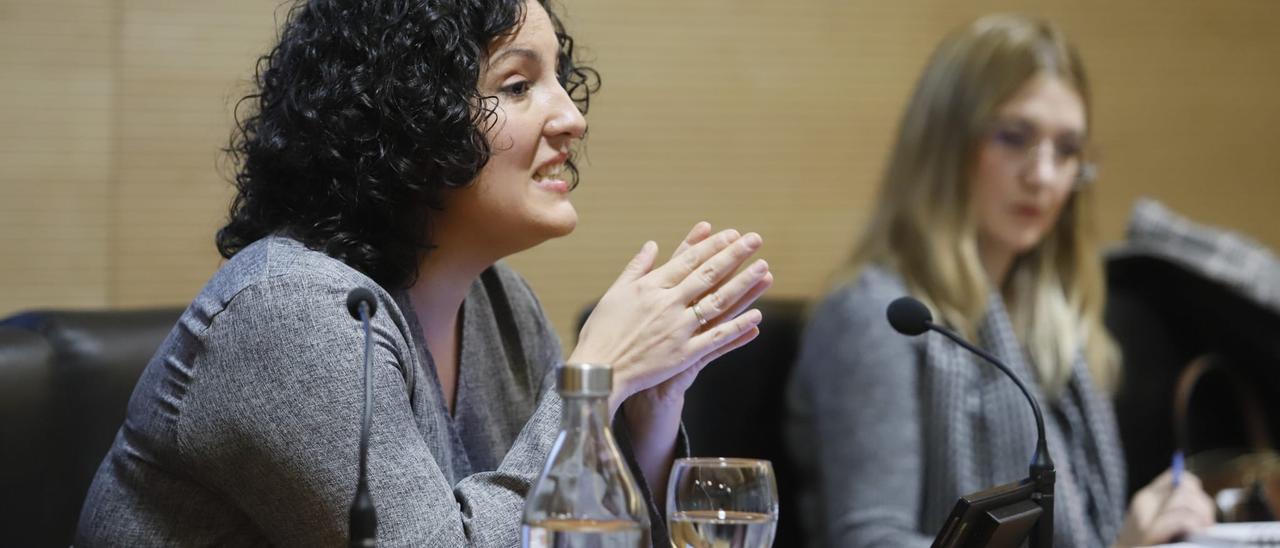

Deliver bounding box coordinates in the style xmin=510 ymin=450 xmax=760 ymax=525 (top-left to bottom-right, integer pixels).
xmin=557 ymin=363 xmax=612 ymax=396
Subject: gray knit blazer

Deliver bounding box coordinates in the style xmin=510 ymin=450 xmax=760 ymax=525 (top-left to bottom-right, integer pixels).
xmin=785 ymin=266 xmax=1126 ymax=547
xmin=76 ymin=236 xmax=669 ymax=546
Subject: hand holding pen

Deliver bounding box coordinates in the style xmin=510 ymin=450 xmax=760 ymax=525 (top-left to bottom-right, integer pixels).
xmin=1111 ymin=466 xmax=1216 ymax=547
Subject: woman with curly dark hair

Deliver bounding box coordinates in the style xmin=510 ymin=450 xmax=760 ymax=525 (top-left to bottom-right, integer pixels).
xmin=76 ymin=0 xmax=773 ymax=545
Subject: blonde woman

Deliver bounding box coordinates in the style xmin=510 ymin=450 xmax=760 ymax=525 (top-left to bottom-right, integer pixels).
xmin=786 ymin=15 xmax=1215 ymax=547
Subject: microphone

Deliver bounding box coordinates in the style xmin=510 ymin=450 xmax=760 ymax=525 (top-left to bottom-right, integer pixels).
xmin=886 ymin=295 xmax=932 ymax=336
xmin=346 ymin=287 xmax=378 ymax=547
xmin=347 ymin=287 xmax=379 ymax=320
xmin=887 ymin=296 xmax=1055 ymax=548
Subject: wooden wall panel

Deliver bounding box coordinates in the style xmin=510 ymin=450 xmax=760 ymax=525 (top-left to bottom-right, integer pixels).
xmin=2 ymin=0 xmax=1277 ymax=352
xmin=510 ymin=0 xmax=1280 ymax=345
xmin=0 ymin=0 xmax=114 ymax=312
xmin=110 ymin=1 xmax=277 ymax=306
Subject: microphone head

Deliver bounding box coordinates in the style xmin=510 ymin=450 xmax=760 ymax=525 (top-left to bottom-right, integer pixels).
xmin=346 ymin=287 xmax=378 ymax=320
xmin=886 ymin=296 xmax=932 ymax=336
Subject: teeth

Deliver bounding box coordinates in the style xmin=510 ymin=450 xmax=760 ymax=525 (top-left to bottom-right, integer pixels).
xmin=536 ymin=163 xmax=564 ymax=180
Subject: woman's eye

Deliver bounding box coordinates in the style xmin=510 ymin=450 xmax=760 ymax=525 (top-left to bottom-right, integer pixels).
xmin=501 ymin=80 xmax=531 ymax=97
xmin=993 ymin=128 xmax=1030 ymax=149
xmin=1055 ymin=140 xmax=1082 ymax=160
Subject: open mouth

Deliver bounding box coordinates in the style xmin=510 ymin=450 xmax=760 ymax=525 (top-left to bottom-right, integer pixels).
xmin=532 ymin=159 xmax=571 ymax=193
xmin=534 ymin=162 xmax=566 ymax=182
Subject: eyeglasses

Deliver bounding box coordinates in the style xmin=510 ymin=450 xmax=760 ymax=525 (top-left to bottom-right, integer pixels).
xmin=986 ymin=121 xmax=1097 ymax=190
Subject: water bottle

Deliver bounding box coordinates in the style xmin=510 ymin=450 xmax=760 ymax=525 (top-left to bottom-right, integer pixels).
xmin=521 ymin=363 xmax=649 ymax=548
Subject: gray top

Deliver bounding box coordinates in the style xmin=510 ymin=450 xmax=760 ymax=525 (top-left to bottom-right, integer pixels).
xmin=785 ymin=266 xmax=1126 ymax=548
xmin=77 ymin=236 xmax=668 ymax=546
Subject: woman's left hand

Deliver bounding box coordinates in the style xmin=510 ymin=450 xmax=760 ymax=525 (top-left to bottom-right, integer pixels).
xmin=627 ymin=222 xmax=772 ymax=406
xmin=618 ymin=222 xmax=773 ymax=499
xmin=1112 ymin=469 xmax=1217 ymax=547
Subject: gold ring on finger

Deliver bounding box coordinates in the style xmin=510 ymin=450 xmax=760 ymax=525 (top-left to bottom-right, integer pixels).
xmin=691 ymin=303 xmax=709 ymax=327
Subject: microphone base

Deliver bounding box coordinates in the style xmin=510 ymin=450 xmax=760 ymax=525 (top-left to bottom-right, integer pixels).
xmin=931 ymin=474 xmax=1055 ymax=548
xmin=1028 ymin=464 xmax=1055 ymax=548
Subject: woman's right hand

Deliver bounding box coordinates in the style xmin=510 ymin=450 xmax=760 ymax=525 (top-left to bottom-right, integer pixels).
xmin=1112 ymin=469 xmax=1216 ymax=547
xmin=568 ymin=222 xmax=771 ymax=416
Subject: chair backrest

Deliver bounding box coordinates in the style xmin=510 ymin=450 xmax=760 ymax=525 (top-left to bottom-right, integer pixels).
xmin=1108 ymin=256 xmax=1280 ymax=497
xmin=0 ymin=307 xmax=183 ymax=547
xmin=577 ymin=298 xmax=808 ymax=546
xmin=682 ymin=299 xmax=807 ymax=547
xmin=0 ymin=327 xmax=56 ymax=547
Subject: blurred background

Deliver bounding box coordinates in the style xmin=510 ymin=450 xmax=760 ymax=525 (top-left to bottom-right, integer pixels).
xmin=3 ymin=0 xmax=1278 ymax=345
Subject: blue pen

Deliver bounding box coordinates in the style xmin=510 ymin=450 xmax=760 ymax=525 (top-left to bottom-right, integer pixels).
xmin=1171 ymin=450 xmax=1184 ymax=489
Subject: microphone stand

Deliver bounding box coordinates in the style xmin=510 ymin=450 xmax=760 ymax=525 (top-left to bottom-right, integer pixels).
xmin=927 ymin=321 xmax=1055 ymax=548
xmin=346 ymin=289 xmax=379 ymax=547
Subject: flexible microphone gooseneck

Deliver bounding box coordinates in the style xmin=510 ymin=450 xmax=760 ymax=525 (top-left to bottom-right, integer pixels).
xmin=346 ymin=288 xmax=379 ymax=548
xmin=887 ymin=296 xmax=1055 ymax=548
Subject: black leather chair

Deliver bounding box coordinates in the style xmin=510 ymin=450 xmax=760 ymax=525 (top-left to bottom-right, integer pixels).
xmin=1108 ymin=256 xmax=1280 ymax=497
xmin=0 ymin=308 xmax=183 ymax=547
xmin=578 ymin=298 xmax=809 ymax=547
xmin=0 ymin=327 xmax=56 ymax=547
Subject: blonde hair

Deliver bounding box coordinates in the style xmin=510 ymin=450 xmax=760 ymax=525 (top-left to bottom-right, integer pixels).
xmin=848 ymin=14 xmax=1118 ymax=396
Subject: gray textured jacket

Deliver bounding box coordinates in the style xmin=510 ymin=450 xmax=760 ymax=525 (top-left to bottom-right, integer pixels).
xmin=77 ymin=236 xmax=667 ymax=546
xmin=785 ymin=266 xmax=1126 ymax=547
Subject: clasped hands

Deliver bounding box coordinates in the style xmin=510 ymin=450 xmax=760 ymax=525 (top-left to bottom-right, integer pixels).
xmin=569 ymin=222 xmax=773 ymax=417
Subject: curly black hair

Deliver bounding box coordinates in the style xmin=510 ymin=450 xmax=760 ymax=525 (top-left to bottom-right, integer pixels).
xmin=217 ymin=0 xmax=598 ymax=288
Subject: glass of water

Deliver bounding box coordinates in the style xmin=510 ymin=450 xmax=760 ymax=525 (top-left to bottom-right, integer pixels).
xmin=666 ymin=458 xmax=778 ymax=548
